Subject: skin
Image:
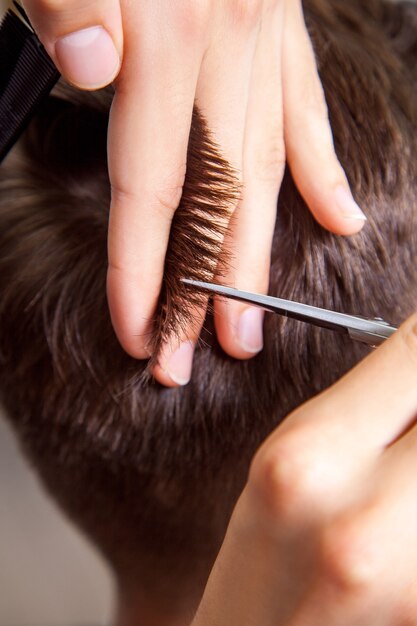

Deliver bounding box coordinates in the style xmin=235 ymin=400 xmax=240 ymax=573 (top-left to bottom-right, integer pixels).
xmin=22 ymin=0 xmax=366 ymax=388
xmin=191 ymin=313 xmax=417 ymax=626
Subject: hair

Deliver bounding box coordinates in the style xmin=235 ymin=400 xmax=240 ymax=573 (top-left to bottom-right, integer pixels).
xmin=0 ymin=0 xmax=416 ymax=614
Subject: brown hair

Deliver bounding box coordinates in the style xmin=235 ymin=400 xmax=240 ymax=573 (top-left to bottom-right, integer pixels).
xmin=0 ymin=0 xmax=416 ymax=611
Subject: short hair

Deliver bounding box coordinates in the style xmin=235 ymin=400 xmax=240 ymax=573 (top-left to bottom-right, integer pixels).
xmin=0 ymin=0 xmax=416 ymax=606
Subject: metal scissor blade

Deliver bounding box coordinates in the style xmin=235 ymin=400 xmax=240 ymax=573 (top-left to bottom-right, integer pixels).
xmin=182 ymin=279 xmax=397 ymax=346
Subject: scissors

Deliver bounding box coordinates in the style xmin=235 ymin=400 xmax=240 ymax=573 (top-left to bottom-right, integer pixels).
xmin=182 ymin=279 xmax=397 ymax=347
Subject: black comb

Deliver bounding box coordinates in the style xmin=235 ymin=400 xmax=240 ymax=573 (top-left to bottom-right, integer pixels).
xmin=0 ymin=5 xmax=60 ymax=162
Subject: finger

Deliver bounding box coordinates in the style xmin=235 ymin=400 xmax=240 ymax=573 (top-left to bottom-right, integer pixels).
xmin=283 ymin=428 xmax=417 ymax=623
xmin=22 ymin=0 xmax=122 ymax=89
xmin=151 ymin=303 xmax=206 ymax=388
xmin=310 ymin=439 xmax=417 ymax=616
xmin=195 ymin=5 xmax=261 ymax=171
xmin=282 ymin=0 xmax=367 ymax=235
xmin=152 ymin=6 xmax=261 ymax=383
xmin=107 ymin=3 xmax=204 ymax=359
xmin=273 ymin=313 xmax=417 ymax=477
xmin=214 ymin=0 xmax=285 ymax=359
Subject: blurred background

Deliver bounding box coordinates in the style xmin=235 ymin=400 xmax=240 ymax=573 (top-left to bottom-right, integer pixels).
xmin=0 ymin=417 xmax=113 ymax=626
xmin=0 ymin=2 xmax=114 ymax=626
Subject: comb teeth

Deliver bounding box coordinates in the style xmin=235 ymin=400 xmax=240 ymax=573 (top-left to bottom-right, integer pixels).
xmin=0 ymin=10 xmax=60 ymax=162
xmin=0 ymin=10 xmax=31 ymax=93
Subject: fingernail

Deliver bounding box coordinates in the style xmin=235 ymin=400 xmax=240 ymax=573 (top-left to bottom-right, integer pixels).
xmin=164 ymin=341 xmax=195 ymax=386
xmin=335 ymin=186 xmax=367 ymax=221
xmin=55 ymin=26 xmax=120 ymax=89
xmin=237 ymin=308 xmax=264 ymax=354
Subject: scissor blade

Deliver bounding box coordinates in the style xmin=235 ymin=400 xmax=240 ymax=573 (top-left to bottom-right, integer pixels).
xmin=182 ymin=279 xmax=397 ymax=345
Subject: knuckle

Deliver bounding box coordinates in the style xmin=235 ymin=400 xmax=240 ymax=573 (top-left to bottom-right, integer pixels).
xmin=286 ymin=90 xmax=334 ymax=158
xmin=252 ymin=140 xmax=286 ymax=186
xmin=174 ymin=0 xmax=210 ymax=41
xmin=229 ymin=0 xmax=263 ymax=30
xmin=287 ymin=102 xmax=335 ymax=164
xmin=297 ymin=79 xmax=330 ymax=126
xmin=153 ymin=176 xmax=186 ymax=216
xmin=111 ymin=163 xmax=187 ymax=217
xmin=249 ymin=430 xmax=328 ymax=521
xmin=111 ymin=184 xmax=140 ymax=208
xmin=319 ymin=517 xmax=380 ymax=595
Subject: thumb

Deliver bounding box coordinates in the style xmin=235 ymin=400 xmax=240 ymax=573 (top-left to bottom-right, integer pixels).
xmin=22 ymin=0 xmax=123 ymax=90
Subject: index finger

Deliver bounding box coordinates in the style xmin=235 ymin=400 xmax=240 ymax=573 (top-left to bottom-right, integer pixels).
xmin=106 ymin=5 xmax=204 ymax=358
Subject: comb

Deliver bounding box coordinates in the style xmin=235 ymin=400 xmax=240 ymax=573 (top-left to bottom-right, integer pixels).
xmin=0 ymin=3 xmax=60 ymax=162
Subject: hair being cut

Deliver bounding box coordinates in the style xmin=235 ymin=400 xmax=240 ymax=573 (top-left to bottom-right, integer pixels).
xmin=0 ymin=0 xmax=416 ymax=614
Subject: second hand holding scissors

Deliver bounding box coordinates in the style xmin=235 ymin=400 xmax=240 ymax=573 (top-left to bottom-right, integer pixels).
xmin=182 ymin=279 xmax=397 ymax=348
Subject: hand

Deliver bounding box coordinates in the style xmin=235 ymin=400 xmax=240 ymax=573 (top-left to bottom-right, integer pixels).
xmin=22 ymin=0 xmax=366 ymax=386
xmin=192 ymin=314 xmax=417 ymax=625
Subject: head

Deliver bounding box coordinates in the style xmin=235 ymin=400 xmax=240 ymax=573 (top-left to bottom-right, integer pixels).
xmin=0 ymin=0 xmax=416 ymax=624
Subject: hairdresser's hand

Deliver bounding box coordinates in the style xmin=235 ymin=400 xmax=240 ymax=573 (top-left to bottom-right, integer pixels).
xmin=192 ymin=314 xmax=417 ymax=626
xmin=23 ymin=0 xmax=366 ymax=386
